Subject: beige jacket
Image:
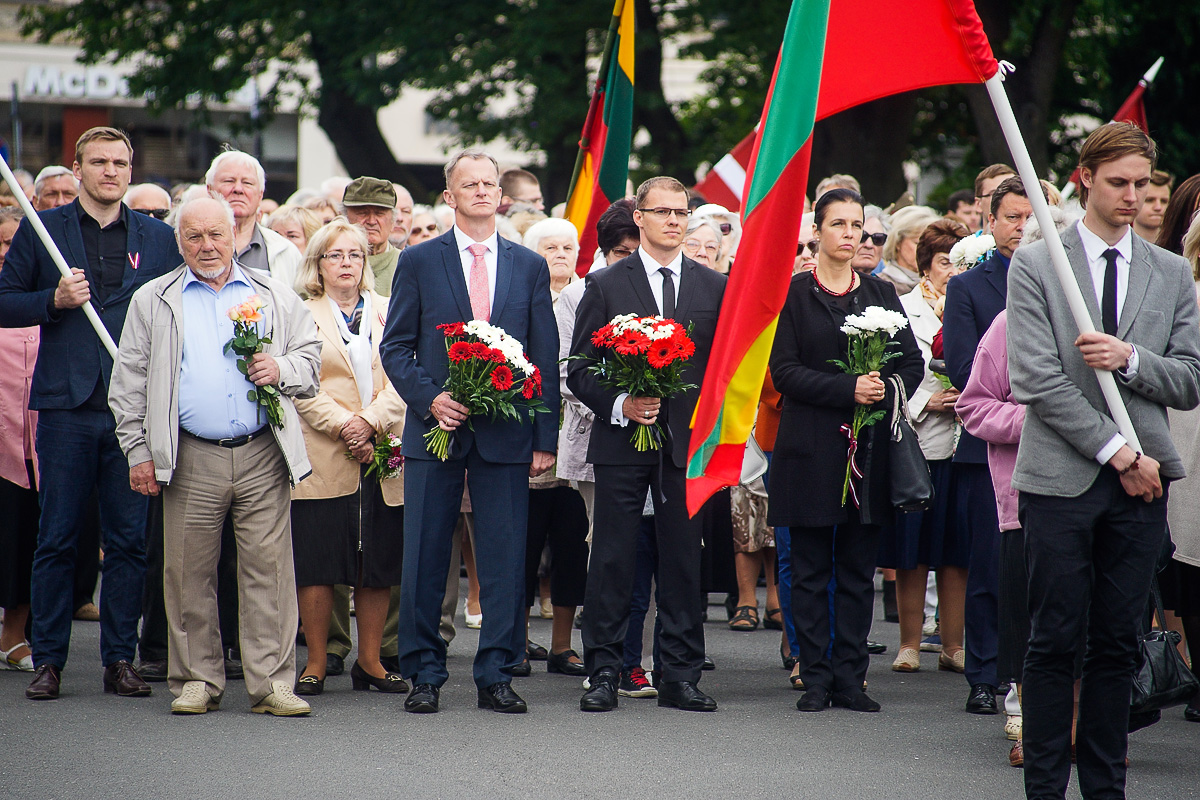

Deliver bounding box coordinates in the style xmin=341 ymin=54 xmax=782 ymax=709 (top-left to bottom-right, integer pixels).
xmin=292 ymin=292 xmax=406 ymax=505
xmin=109 ymin=264 xmax=322 ymax=486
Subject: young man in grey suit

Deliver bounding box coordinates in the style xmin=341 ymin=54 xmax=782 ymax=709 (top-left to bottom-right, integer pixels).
xmin=1008 ymin=122 xmax=1200 ymax=800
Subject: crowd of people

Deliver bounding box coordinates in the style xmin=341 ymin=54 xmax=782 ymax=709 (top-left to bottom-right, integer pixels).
xmin=1 ymin=121 xmax=1198 ymax=799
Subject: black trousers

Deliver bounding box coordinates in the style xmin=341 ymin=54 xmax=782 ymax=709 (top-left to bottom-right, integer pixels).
xmin=583 ymin=462 xmax=704 ymax=683
xmin=957 ymin=462 xmax=1001 ymax=688
xmin=525 ymin=485 xmax=589 ymax=609
xmin=1020 ymin=471 xmax=1167 ymax=800
xmin=790 ymin=519 xmax=880 ymax=693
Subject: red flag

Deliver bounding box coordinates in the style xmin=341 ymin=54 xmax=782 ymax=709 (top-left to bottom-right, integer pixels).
xmin=686 ymin=0 xmax=998 ymax=515
xmin=693 ymin=132 xmax=756 ymax=212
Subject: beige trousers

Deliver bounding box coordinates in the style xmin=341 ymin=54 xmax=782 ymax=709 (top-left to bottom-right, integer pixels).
xmin=164 ymin=433 xmax=298 ymax=703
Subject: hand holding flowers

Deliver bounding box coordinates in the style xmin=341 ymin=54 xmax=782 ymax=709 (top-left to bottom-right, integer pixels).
xmin=225 ymin=294 xmax=284 ymax=428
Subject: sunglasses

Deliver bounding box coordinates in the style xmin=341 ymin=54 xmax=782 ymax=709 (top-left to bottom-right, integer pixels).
xmin=860 ymin=232 xmax=887 ymax=246
xmin=796 ymin=240 xmax=819 ymax=256
xmin=718 ymin=222 xmax=732 ymax=235
xmin=415 ymin=223 xmax=439 ymax=233
xmin=134 ymin=208 xmax=170 ymax=220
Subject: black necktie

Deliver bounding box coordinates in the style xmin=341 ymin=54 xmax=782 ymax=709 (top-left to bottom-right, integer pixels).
xmin=659 ymin=267 xmax=676 ymax=318
xmin=1102 ymin=248 xmax=1119 ymax=336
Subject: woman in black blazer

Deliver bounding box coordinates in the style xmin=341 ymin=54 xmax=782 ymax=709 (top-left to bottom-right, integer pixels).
xmin=767 ymin=188 xmax=923 ymax=713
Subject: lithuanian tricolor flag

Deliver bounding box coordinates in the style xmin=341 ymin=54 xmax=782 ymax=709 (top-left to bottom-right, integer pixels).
xmin=565 ymin=0 xmax=634 ymax=276
xmin=685 ymin=0 xmax=999 ymax=515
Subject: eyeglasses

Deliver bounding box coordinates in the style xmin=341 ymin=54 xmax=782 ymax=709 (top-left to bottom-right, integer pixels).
xmin=796 ymin=240 xmax=819 ymax=256
xmin=321 ymin=251 xmax=365 ymax=264
xmin=683 ymin=238 xmax=720 ymax=257
xmin=608 ymin=246 xmax=636 ymax=259
xmin=638 ymin=207 xmax=691 ymax=220
xmin=134 ymin=208 xmax=170 ymax=220
xmin=859 ymin=232 xmax=887 ymax=246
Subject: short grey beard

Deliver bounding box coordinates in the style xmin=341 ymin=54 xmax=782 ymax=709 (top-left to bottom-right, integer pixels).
xmin=191 ymin=264 xmax=229 ymax=280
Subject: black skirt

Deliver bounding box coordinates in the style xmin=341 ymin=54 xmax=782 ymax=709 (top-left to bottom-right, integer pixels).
xmin=1159 ymin=557 xmax=1200 ymax=616
xmin=0 ymin=463 xmax=39 ymax=608
xmin=878 ymin=459 xmax=970 ymax=570
xmin=291 ymin=473 xmax=404 ymax=588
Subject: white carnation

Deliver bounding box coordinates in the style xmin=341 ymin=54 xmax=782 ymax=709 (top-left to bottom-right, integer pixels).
xmin=949 ymin=233 xmax=995 ymax=269
xmin=843 ymin=305 xmax=909 ymax=336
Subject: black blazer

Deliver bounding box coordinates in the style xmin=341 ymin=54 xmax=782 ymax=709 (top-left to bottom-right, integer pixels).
xmin=767 ymin=272 xmax=923 ymax=527
xmin=0 ymin=201 xmax=180 ymax=410
xmin=942 ymin=251 xmax=1009 ymax=464
xmin=379 ymin=230 xmax=561 ymax=463
xmin=567 ymin=253 xmax=726 ymax=469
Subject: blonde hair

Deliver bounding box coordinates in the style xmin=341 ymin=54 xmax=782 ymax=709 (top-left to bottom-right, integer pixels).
xmin=297 ymin=217 xmax=374 ymax=298
xmin=1183 ymin=210 xmax=1200 ymax=282
xmin=882 ymin=206 xmax=940 ymax=265
xmin=1077 ymin=122 xmax=1157 ymax=209
xmin=268 ymin=204 xmax=322 ymax=243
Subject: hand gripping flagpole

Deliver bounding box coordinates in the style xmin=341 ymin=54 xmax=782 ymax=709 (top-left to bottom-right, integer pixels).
xmin=984 ymin=66 xmax=1142 ymax=452
xmin=0 ymin=156 xmax=118 ymax=359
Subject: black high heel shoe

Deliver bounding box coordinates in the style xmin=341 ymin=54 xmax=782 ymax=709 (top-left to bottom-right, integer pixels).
xmin=295 ymin=674 xmax=324 ymax=696
xmin=350 ymin=660 xmax=409 ymax=693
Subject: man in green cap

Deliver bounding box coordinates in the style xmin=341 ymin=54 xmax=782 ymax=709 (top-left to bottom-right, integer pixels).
xmin=343 ymin=177 xmax=400 ymax=297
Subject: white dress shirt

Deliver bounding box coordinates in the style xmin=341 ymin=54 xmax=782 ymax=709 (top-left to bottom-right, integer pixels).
xmin=1076 ymin=220 xmax=1141 ymax=464
xmin=610 ymin=247 xmax=685 ymax=425
xmin=453 ymin=225 xmax=499 ymax=312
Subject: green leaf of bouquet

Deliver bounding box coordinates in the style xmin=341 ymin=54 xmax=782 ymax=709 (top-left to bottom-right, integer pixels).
xmin=247 ymin=389 xmax=258 ymax=402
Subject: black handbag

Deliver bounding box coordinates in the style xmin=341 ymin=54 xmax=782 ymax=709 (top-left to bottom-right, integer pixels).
xmin=886 ymin=375 xmax=934 ymax=512
xmin=1130 ymin=574 xmax=1199 ymax=715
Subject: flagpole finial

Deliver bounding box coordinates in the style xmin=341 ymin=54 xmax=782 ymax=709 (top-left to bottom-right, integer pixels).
xmin=1143 ymin=57 xmax=1164 ymax=84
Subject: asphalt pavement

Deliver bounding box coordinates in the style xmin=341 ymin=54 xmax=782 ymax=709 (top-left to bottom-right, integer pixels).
xmin=1 ymin=586 xmax=1196 ymax=800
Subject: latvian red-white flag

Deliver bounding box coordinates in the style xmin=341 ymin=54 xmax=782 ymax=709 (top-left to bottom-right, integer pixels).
xmin=692 ymin=131 xmax=756 ymax=212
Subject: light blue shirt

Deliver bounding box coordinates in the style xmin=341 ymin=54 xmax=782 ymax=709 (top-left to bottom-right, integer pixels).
xmin=178 ymin=263 xmax=265 ymax=439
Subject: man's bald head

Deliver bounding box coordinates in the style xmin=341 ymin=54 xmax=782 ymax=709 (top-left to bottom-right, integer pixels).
xmin=125 ymin=183 xmax=172 ymax=215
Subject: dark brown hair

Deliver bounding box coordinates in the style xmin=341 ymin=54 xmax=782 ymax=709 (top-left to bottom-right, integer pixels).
xmin=635 ymin=176 xmax=687 ymax=209
xmin=1156 ymin=174 xmax=1200 ymax=255
xmin=974 ymin=163 xmax=1015 ymax=199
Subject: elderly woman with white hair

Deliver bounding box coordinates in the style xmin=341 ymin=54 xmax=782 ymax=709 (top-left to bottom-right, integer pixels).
xmin=515 ymin=217 xmax=591 ymax=675
xmin=692 ymin=203 xmax=741 ymax=273
xmin=878 ymin=206 xmax=940 ymax=294
xmin=683 ymin=217 xmax=724 ymax=270
xmin=289 ymin=217 xmax=408 ymax=696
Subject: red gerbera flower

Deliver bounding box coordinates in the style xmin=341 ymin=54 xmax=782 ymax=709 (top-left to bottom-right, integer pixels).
xmin=465 ymin=342 xmax=488 ymax=360
xmin=488 ymin=347 xmax=507 ymax=364
xmin=490 ymin=365 xmax=514 ymax=391
xmin=674 ymin=336 xmax=696 ymax=360
xmin=614 ymin=328 xmax=650 ymax=356
xmin=522 ymin=380 xmax=536 ymax=399
xmin=647 ymin=340 xmax=676 ymax=369
xmin=447 ymin=341 xmax=473 ymax=362
xmin=591 ymin=324 xmax=615 ymax=347
xmin=438 ymin=322 xmax=466 ymax=337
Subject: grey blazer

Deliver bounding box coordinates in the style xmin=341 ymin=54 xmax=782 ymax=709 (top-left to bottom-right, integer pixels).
xmin=1007 ymin=224 xmax=1200 ymax=498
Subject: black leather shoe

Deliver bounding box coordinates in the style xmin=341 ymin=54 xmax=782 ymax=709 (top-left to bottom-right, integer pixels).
xmin=223 ymin=649 xmax=244 ymax=681
xmin=526 ymin=640 xmax=549 ymax=661
xmin=477 ymin=681 xmax=527 ymax=713
xmin=26 ymin=664 xmax=61 ymax=700
xmin=136 ymin=659 xmax=168 ymax=682
xmin=404 ymin=683 xmax=440 ymax=713
xmin=511 ymin=658 xmax=532 ymax=677
xmin=1184 ymin=702 xmax=1200 ymax=723
xmin=325 ymin=653 xmax=345 ymax=676
xmin=380 ymin=655 xmax=401 ymax=675
xmin=103 ymin=661 xmax=152 ymax=697
xmin=581 ymin=669 xmax=618 ymax=712
xmin=866 ymin=640 xmax=887 ymax=655
xmin=966 ymin=683 xmax=998 ymax=714
xmin=831 ymin=688 xmax=881 ymax=712
xmin=796 ymin=687 xmax=830 ymax=712
xmin=350 ymin=660 xmax=408 ymax=693
xmin=702 ymin=655 xmax=716 ymax=671
xmin=295 ymin=674 xmax=324 ymax=696
xmin=547 ymin=649 xmax=587 ymax=676
xmin=657 ymin=680 xmax=717 ymax=712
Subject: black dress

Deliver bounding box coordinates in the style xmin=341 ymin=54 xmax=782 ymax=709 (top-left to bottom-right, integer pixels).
xmin=768 ymin=272 xmax=923 ymax=695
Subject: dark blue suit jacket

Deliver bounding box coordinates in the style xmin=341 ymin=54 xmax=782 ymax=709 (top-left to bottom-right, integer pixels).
xmin=942 ymin=250 xmax=1009 ymax=464
xmin=379 ymin=229 xmax=560 ymax=463
xmin=0 ymin=201 xmax=180 ymax=410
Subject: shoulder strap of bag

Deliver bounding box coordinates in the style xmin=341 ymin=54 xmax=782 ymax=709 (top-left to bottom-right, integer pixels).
xmin=888 ymin=374 xmax=912 ymax=439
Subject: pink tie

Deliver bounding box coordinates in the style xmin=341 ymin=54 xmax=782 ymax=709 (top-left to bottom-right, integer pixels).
xmin=467 ymin=243 xmax=490 ymax=322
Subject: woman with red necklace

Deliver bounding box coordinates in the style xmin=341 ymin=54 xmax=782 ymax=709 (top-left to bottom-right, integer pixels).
xmin=767 ymin=188 xmax=924 ymax=714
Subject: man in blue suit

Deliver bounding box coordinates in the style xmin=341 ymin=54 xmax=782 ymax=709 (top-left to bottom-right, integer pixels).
xmin=942 ymin=175 xmax=1035 ymax=715
xmin=0 ymin=127 xmax=180 ymax=700
xmin=379 ymin=150 xmax=559 ymax=714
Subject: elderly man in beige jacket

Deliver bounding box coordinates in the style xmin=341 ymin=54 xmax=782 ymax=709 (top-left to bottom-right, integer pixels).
xmin=109 ymin=195 xmax=321 ymax=716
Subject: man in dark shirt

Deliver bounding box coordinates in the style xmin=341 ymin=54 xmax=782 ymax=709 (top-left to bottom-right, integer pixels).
xmin=0 ymin=127 xmax=180 ymax=701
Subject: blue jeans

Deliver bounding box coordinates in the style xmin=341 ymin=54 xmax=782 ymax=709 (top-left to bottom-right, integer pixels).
xmin=622 ymin=515 xmax=661 ymax=671
xmin=765 ymin=454 xmax=799 ymax=658
xmin=32 ymin=408 xmax=147 ymax=669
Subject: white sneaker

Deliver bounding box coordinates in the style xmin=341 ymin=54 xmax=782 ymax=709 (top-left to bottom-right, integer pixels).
xmin=251 ymin=680 xmax=312 ymax=716
xmin=171 ymin=681 xmax=219 ymax=714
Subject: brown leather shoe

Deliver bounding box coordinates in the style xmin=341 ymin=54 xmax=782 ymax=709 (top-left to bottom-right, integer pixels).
xmin=1009 ymin=739 xmax=1024 ymax=768
xmin=103 ymin=660 xmax=152 ymax=697
xmin=26 ymin=664 xmax=61 ymax=700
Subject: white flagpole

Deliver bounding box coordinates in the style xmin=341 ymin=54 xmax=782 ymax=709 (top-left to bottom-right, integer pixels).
xmin=984 ymin=71 xmax=1143 ymax=452
xmin=0 ymin=157 xmax=118 ymax=359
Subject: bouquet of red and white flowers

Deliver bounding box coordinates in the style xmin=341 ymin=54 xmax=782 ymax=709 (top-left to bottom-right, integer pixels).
xmin=348 ymin=432 xmax=404 ymax=480
xmin=424 ymin=320 xmax=546 ymax=460
xmin=573 ymin=314 xmax=697 ymax=451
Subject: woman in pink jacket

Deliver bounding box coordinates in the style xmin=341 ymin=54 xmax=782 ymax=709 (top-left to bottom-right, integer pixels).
xmin=956 ymin=309 xmax=1027 ymax=766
